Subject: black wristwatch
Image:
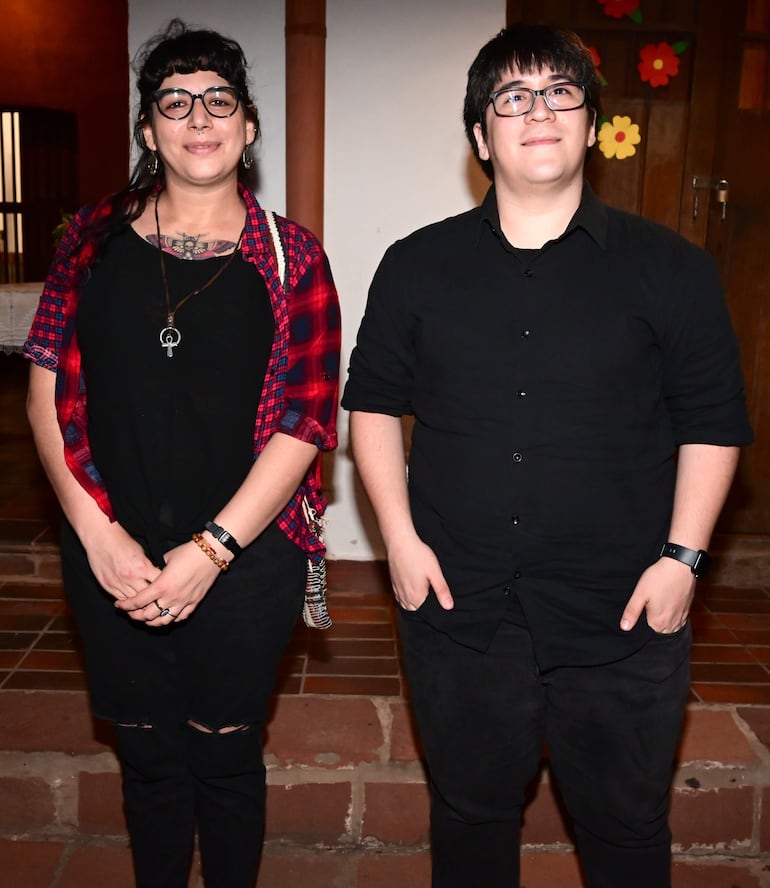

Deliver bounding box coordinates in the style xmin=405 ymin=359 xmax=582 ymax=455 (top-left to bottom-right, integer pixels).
xmin=659 ymin=542 xmax=711 ymax=579
xmin=204 ymin=521 xmax=242 ymax=557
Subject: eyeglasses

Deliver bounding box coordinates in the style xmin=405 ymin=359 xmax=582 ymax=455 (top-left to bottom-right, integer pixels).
xmin=152 ymin=86 xmax=241 ymax=120
xmin=486 ymin=82 xmax=586 ymax=118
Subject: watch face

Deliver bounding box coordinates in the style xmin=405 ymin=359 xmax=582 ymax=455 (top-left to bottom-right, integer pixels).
xmin=660 ymin=543 xmax=711 ymax=578
xmin=693 ymin=550 xmax=711 ymax=578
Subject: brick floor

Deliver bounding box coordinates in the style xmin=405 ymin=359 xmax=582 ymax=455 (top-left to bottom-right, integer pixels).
xmin=2 ymin=839 xmax=768 ymax=888
xmin=3 ymin=570 xmax=770 ymax=706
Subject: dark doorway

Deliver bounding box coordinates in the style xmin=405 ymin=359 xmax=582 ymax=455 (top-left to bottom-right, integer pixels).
xmin=0 ymin=107 xmax=78 ymax=283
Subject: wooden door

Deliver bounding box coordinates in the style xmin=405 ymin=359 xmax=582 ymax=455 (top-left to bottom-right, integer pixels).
xmin=507 ymin=0 xmax=769 ymax=537
xmin=0 ymin=108 xmax=78 ymax=283
xmin=705 ymin=0 xmax=770 ymax=534
xmin=19 ymin=109 xmax=78 ymax=282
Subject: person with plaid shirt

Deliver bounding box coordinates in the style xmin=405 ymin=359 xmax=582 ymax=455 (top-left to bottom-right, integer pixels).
xmin=24 ymin=20 xmax=340 ymax=888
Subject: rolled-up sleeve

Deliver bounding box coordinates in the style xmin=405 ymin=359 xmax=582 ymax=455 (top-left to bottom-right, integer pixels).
xmin=342 ymin=242 xmax=416 ymax=417
xmin=23 ymin=210 xmax=87 ymax=370
xmin=660 ymin=246 xmax=753 ymax=447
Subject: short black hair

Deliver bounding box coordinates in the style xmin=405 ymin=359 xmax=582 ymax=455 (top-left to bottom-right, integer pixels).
xmin=463 ymin=24 xmax=602 ymax=180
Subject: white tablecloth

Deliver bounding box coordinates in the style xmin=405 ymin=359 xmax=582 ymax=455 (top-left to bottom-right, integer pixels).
xmin=0 ymin=282 xmax=43 ymax=354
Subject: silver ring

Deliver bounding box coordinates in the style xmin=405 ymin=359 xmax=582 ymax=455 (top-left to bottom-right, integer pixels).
xmin=154 ymin=600 xmax=170 ymax=617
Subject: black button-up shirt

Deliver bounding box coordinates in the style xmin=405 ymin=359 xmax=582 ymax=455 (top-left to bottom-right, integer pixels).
xmin=342 ymin=186 xmax=753 ymax=670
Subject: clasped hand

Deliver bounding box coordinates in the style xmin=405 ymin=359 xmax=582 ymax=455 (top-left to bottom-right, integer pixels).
xmin=83 ymin=522 xmax=221 ymax=625
xmin=113 ymin=539 xmax=222 ymax=625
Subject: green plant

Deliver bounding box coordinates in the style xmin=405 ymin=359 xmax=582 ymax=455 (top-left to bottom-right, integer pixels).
xmin=52 ymin=211 xmax=74 ymax=248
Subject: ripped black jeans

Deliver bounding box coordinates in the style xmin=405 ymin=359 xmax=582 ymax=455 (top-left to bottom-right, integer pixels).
xmin=61 ymin=519 xmax=306 ymax=888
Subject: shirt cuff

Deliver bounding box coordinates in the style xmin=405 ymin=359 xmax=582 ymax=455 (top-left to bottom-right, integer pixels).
xmin=22 ymin=343 xmax=58 ymax=371
xmin=278 ymin=408 xmax=338 ymax=451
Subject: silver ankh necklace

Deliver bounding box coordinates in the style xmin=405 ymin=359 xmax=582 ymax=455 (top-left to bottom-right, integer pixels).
xmin=154 ymin=196 xmax=245 ymax=358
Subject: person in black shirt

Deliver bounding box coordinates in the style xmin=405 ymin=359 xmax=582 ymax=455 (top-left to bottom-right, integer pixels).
xmin=342 ymin=24 xmax=752 ymax=888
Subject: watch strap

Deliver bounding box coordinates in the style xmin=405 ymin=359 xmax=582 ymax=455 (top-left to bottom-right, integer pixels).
xmin=659 ymin=542 xmax=710 ymax=578
xmin=204 ymin=521 xmax=242 ymax=557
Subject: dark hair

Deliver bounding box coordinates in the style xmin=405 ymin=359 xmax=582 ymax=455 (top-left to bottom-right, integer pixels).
xmin=77 ymin=19 xmax=259 ymax=256
xmin=463 ymin=24 xmax=602 ymax=181
xmin=132 ymin=18 xmax=260 ymax=186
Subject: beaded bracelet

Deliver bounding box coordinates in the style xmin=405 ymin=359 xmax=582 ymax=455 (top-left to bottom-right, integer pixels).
xmin=191 ymin=533 xmax=230 ymax=572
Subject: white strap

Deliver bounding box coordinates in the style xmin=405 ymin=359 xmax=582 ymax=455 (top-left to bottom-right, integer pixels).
xmin=265 ymin=210 xmax=286 ymax=289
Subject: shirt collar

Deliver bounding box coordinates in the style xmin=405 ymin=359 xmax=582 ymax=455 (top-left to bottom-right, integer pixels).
xmin=568 ymin=183 xmax=608 ymax=249
xmin=478 ymin=186 xmax=500 ymax=245
xmin=237 ymin=183 xmax=270 ymax=258
xmin=478 ymin=181 xmax=608 ymax=251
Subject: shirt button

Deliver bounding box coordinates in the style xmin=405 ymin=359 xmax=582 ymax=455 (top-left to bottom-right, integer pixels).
xmin=503 ymin=585 xmax=512 ymax=595
xmin=514 ymin=571 xmax=522 ymax=579
xmin=512 ymin=514 xmax=520 ymax=525
xmin=517 ymin=390 xmax=527 ymax=398
xmin=512 ymin=452 xmax=523 ymax=462
xmin=524 ymin=268 xmax=534 ymax=278
xmin=521 ymin=329 xmax=531 ymax=339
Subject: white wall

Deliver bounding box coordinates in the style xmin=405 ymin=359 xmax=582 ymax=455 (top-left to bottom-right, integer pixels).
xmin=128 ymin=0 xmax=505 ymax=560
xmin=324 ymin=0 xmax=502 ymax=559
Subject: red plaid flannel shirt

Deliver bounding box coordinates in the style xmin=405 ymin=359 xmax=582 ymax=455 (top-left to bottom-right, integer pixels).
xmin=24 ymin=186 xmax=341 ymax=559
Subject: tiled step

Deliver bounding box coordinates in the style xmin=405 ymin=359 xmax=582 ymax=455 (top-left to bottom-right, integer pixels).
xmin=2 ymin=689 xmax=770 ymax=882
xmin=2 ymin=840 xmax=769 ymax=888
xmin=0 ymin=535 xmax=62 ymax=586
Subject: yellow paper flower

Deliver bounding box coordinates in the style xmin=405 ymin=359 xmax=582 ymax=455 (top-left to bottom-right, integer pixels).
xmin=597 ymin=115 xmax=641 ymax=160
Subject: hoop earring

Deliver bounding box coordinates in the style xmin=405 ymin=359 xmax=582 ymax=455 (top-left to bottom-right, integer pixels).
xmin=241 ymin=147 xmax=253 ymax=170
xmin=147 ymin=151 xmax=159 ymax=176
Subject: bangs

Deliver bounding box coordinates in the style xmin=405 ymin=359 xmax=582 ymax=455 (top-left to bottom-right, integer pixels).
xmin=136 ymin=22 xmax=252 ymax=103
xmin=489 ymin=46 xmax=588 ymax=88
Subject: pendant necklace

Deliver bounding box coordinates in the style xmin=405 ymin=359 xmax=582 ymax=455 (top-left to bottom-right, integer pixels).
xmin=155 ymin=197 xmax=245 ymax=358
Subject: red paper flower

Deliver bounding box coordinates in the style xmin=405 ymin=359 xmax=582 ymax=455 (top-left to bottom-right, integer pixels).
xmin=588 ymin=46 xmax=608 ymax=86
xmin=598 ymin=0 xmax=641 ymax=20
xmin=638 ymin=42 xmax=681 ymax=87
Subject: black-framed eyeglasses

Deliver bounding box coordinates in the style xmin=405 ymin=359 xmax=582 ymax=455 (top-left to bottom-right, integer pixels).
xmin=486 ymin=82 xmax=586 ymax=118
xmin=152 ymin=86 xmax=241 ymax=120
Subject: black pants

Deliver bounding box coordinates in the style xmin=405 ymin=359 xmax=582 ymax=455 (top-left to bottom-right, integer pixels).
xmin=61 ymin=520 xmax=306 ymax=888
xmin=398 ymin=595 xmax=691 ymax=888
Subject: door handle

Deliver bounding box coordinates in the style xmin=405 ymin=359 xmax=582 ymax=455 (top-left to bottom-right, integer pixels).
xmin=692 ymin=176 xmax=729 ymax=221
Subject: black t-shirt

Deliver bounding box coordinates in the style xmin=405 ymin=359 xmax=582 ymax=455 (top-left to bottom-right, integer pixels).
xmin=342 ymin=185 xmax=753 ymax=670
xmin=77 ymin=226 xmax=274 ymax=561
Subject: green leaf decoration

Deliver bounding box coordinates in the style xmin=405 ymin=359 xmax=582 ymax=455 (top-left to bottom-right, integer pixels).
xmin=672 ymin=41 xmax=689 ymax=55
xmin=629 ymin=8 xmax=643 ymax=23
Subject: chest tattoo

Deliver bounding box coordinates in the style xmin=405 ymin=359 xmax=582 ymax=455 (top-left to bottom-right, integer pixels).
xmin=147 ymin=231 xmax=238 ymax=260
